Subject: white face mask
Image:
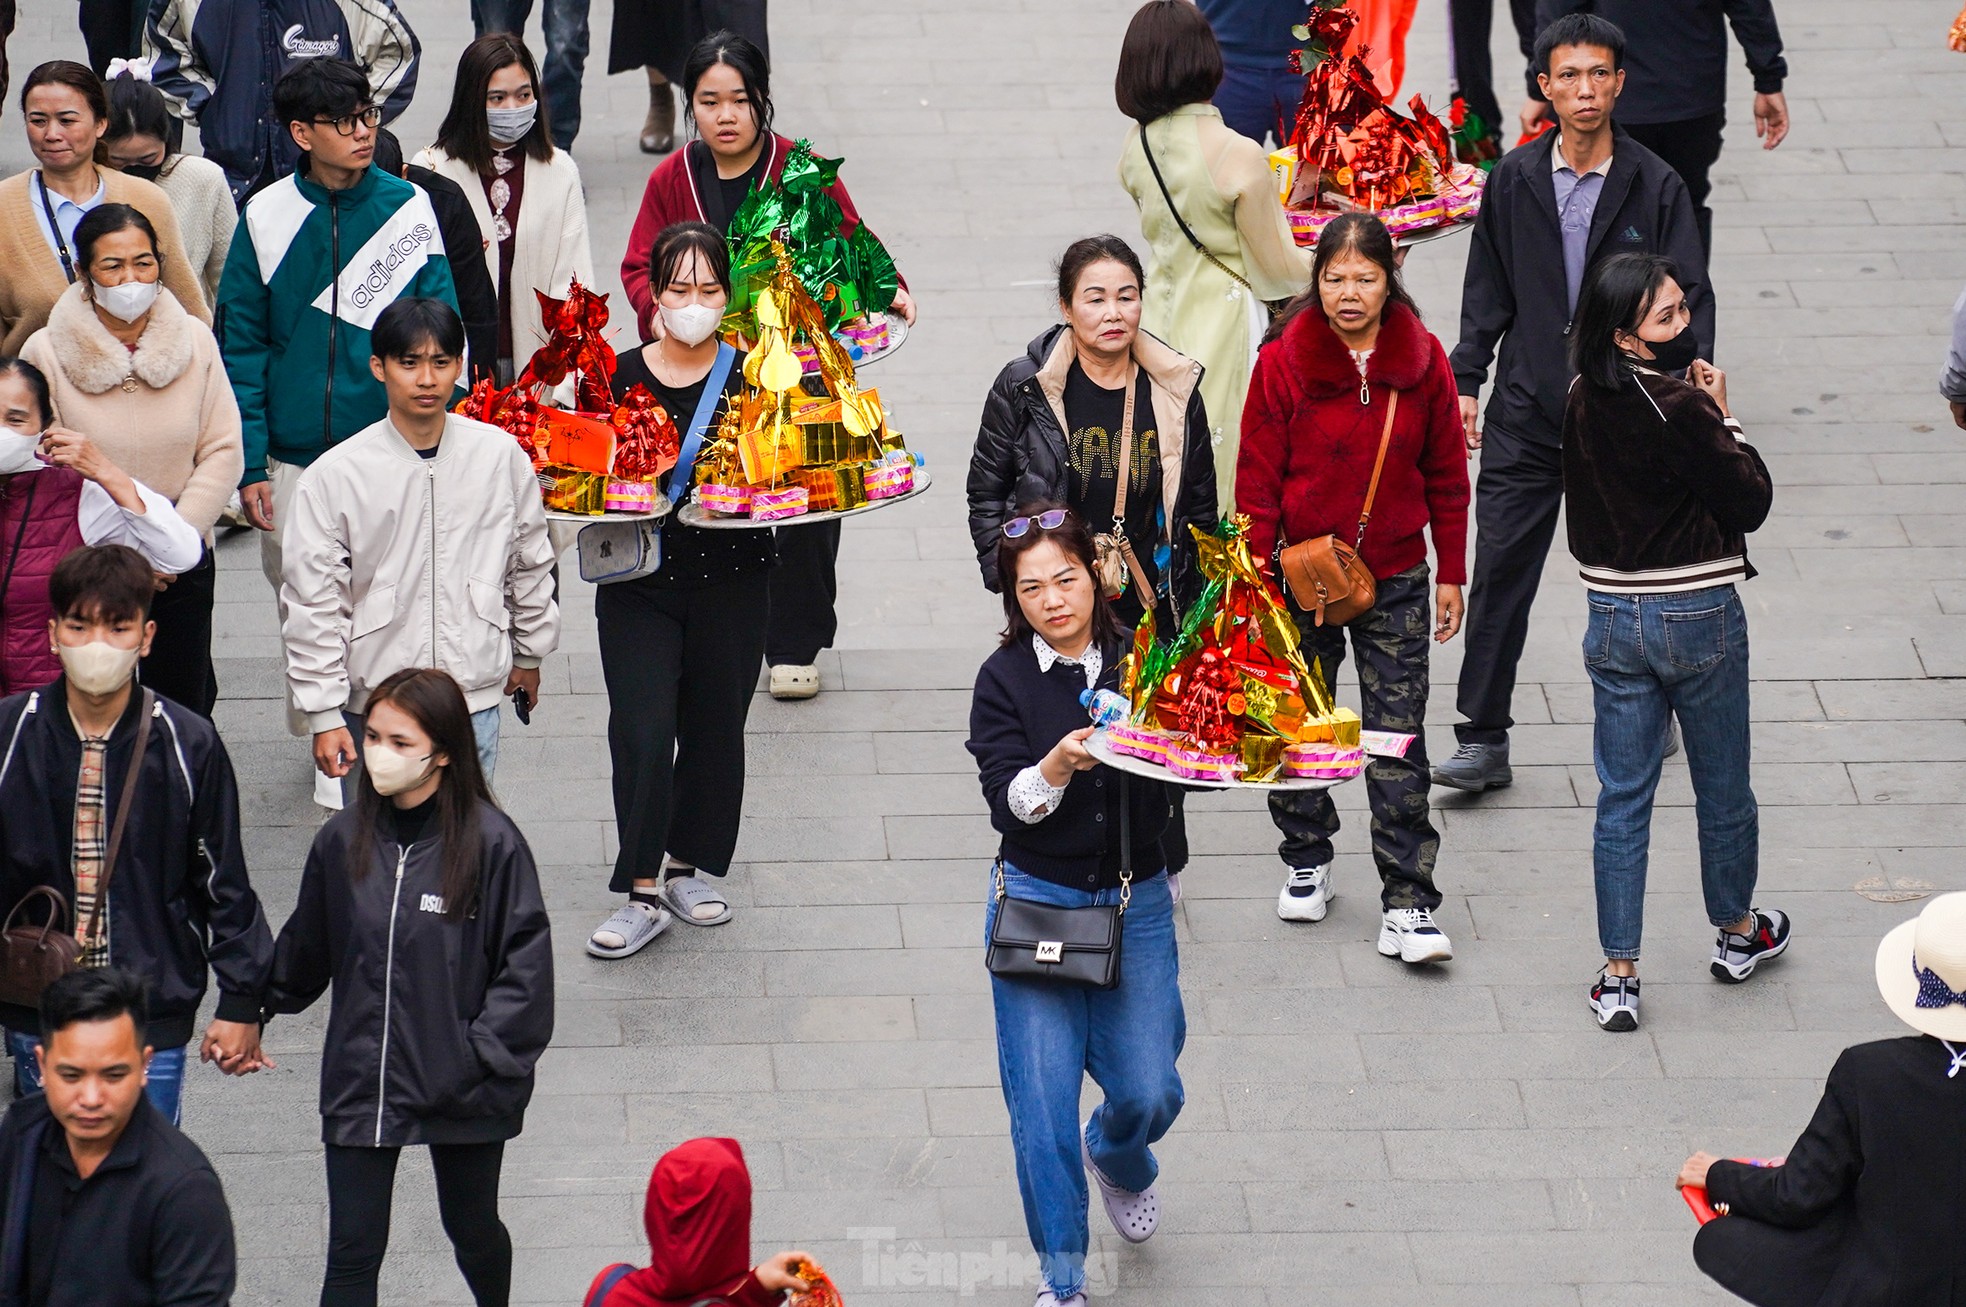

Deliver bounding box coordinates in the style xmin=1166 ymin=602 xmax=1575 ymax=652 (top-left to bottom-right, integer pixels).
xmin=365 ymin=742 xmax=436 ymax=797
xmin=57 ymin=640 xmax=140 ymax=696
xmin=0 ymin=431 xmax=41 ymax=476
xmin=658 ymin=302 xmax=722 ymax=347
xmin=485 ymin=102 xmax=538 ymax=144
xmin=91 ymin=278 xmax=160 ymax=324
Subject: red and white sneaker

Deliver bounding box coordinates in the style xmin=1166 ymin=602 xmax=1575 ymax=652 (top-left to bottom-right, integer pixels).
xmin=1712 ymin=908 xmax=1792 ymax=983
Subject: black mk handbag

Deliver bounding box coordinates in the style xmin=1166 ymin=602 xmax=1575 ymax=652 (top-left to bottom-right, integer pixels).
xmin=985 ymin=776 xmax=1133 ymax=989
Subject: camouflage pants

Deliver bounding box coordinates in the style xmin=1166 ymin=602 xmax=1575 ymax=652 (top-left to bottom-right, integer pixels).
xmin=1269 ymin=563 xmax=1442 ymax=910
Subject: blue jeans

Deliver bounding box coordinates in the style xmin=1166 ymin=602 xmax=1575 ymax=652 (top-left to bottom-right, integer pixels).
xmin=1213 ymin=63 xmax=1307 ymax=147
xmin=986 ymin=865 xmax=1185 ymax=1300
xmin=342 ymin=706 xmax=501 ymax=803
xmin=8 ymin=1030 xmax=187 ymax=1125
xmin=471 ymin=0 xmax=591 ymax=148
xmin=1584 ymin=585 xmax=1758 ymax=960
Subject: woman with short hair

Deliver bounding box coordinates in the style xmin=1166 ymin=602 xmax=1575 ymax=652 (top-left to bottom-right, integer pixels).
xmin=1563 ymin=250 xmax=1785 ymax=1032
xmin=416 ymin=33 xmax=593 ymax=384
xmin=21 ymin=202 xmax=242 ymax=712
xmin=1116 ymin=0 xmax=1310 ymax=512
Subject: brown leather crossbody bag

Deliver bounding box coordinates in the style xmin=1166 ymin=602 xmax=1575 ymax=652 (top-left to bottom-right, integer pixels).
xmin=1277 ymin=389 xmax=1398 ymax=626
xmin=1090 ymin=366 xmax=1156 ymax=612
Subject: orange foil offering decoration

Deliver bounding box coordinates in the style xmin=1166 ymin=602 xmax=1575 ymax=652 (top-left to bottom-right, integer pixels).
xmin=789 ymin=1261 xmax=844 ymax=1307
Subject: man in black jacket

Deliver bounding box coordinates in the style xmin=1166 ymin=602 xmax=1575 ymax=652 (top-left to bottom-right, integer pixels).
xmin=0 ymin=546 xmax=273 ymax=1119
xmin=1526 ymin=0 xmax=1790 ymax=256
xmin=0 ymin=969 xmax=236 ymax=1307
xmin=1436 ymin=12 xmax=1711 ymax=793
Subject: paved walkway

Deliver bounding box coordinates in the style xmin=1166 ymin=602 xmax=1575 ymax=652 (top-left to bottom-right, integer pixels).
xmin=8 ymin=0 xmax=1966 ymax=1301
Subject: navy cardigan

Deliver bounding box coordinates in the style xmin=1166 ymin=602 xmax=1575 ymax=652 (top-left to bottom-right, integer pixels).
xmin=967 ymin=635 xmax=1169 ymax=891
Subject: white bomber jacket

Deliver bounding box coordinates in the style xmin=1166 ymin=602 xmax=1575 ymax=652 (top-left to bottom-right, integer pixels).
xmin=281 ymin=413 xmax=559 ymax=732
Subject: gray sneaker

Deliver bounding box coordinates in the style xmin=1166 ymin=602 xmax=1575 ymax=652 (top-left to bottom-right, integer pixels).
xmin=1432 ymin=741 xmax=1513 ymax=792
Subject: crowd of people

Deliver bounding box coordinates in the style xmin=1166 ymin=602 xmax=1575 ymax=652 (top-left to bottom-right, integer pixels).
xmin=0 ymin=2 xmax=1948 ymax=1306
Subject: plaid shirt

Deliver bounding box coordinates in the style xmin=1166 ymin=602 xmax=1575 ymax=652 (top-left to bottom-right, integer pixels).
xmin=72 ymin=734 xmax=109 ymax=968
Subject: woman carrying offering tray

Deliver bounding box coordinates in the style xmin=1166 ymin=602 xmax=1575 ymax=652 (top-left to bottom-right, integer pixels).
xmin=965 ymin=504 xmax=1183 ymax=1307
xmin=1236 ymin=212 xmax=1468 ymax=963
xmin=620 ymin=30 xmax=914 ymax=703
xmin=586 ymin=222 xmax=771 ymax=960
xmin=968 ymin=235 xmax=1216 ymax=891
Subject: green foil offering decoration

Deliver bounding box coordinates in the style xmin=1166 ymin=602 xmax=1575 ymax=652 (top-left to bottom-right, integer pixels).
xmin=727 ymin=140 xmax=901 ymax=335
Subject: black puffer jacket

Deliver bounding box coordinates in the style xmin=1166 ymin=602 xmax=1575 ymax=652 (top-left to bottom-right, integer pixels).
xmin=967 ymin=324 xmax=1217 ymax=609
xmin=268 ymin=801 xmax=554 ymax=1148
xmin=0 ymin=685 xmax=271 ymax=1049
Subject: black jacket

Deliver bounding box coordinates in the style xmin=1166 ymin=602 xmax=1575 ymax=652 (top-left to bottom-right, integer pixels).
xmin=1451 ymin=126 xmax=1712 ymax=447
xmin=1703 ymin=1036 xmax=1966 ymax=1305
xmin=267 ymin=801 xmax=555 ymax=1148
xmin=1531 ymin=0 xmax=1787 ymax=125
xmin=1562 ymin=367 xmax=1771 ymax=590
xmin=967 ymin=325 xmax=1217 ymax=611
xmin=405 ymin=164 xmax=499 ymax=383
xmin=967 ymin=635 xmax=1170 ymax=891
xmin=0 ymin=686 xmax=271 ymax=1049
xmin=0 ymin=1094 xmax=235 ymax=1307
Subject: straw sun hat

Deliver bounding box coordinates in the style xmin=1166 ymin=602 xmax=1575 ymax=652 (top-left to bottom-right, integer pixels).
xmin=1876 ymin=892 xmax=1966 ymax=1042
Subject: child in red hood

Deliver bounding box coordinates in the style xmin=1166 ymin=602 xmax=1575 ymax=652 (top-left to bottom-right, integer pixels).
xmin=585 ymin=1138 xmax=816 ymax=1307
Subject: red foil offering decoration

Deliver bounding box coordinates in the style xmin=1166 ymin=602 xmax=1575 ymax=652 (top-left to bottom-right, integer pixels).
xmin=1174 ymin=649 xmax=1243 ymax=752
xmin=609 ymin=384 xmax=680 ymax=480
xmin=516 ymin=281 xmax=618 ymax=414
xmin=457 ymin=379 xmax=547 ymax=464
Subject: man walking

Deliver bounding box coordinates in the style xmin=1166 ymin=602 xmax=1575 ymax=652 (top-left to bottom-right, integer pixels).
xmin=0 ymin=969 xmax=238 ymax=1305
xmin=1525 ymin=0 xmax=1789 ymax=258
xmin=282 ymin=299 xmax=558 ymax=786
xmin=217 ymin=58 xmax=457 ymax=751
xmin=1435 ymin=12 xmax=1711 ymax=794
xmin=0 ymin=545 xmax=273 ymax=1121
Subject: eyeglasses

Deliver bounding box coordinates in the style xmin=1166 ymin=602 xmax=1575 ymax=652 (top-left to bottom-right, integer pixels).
xmin=1002 ymin=509 xmax=1069 ymax=539
xmin=312 ymin=106 xmax=383 ymax=136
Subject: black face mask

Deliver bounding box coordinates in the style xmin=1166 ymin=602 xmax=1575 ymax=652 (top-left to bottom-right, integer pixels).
xmin=120 ymin=161 xmax=163 ymax=182
xmin=1639 ymin=324 xmax=1700 ymax=374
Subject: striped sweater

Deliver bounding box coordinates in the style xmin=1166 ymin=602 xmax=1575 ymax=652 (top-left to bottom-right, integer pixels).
xmin=1561 ymin=366 xmax=1772 ymax=594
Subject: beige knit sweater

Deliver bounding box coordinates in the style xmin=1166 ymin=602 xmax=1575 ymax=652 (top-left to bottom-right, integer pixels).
xmin=0 ymin=168 xmax=212 ymax=355
xmin=20 ymin=282 xmax=243 ymax=538
xmin=152 ymin=155 xmax=236 ymax=311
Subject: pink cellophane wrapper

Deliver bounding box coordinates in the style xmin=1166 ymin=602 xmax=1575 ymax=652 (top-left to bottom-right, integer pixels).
xmin=749 ymin=486 xmax=810 ymax=521
xmin=1164 ymin=741 xmax=1242 ymax=782
xmin=864 ymin=460 xmax=915 ymax=500
xmin=698 ymin=483 xmax=753 ymax=516
xmin=604 ymin=480 xmax=657 ymax=513
xmin=1283 ymin=742 xmax=1369 ymax=780
xmin=1107 ymin=722 xmax=1171 ymax=764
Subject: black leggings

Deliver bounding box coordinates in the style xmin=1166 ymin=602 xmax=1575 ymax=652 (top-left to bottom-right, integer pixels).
xmin=322 ymin=1141 xmax=511 ymax=1307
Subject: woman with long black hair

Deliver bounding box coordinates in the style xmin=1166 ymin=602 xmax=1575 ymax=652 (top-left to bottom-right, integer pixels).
xmin=268 ymin=666 xmax=554 ymax=1307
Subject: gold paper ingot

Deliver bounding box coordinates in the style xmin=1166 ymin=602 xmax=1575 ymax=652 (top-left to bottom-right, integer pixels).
xmin=538 ymin=463 xmax=606 ymax=515
xmin=1239 ymin=735 xmax=1286 ymax=783
xmin=737 ymin=403 xmax=804 ymax=484
xmin=1328 ymin=707 xmax=1362 ymax=749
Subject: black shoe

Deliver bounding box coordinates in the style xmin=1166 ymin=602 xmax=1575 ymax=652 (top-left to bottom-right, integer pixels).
xmin=1711 ymin=908 xmax=1791 ymax=983
xmin=1432 ymin=741 xmax=1513 ymax=792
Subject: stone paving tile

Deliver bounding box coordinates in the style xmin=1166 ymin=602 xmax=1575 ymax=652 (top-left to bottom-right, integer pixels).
xmin=7 ymin=0 xmax=1963 ymax=1301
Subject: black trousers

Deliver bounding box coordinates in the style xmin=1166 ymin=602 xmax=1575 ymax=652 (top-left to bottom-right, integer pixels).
xmin=77 ymin=0 xmax=141 ymax=75
xmin=765 ymin=520 xmax=839 ymax=666
xmin=596 ymin=571 xmax=768 ymax=891
xmin=1455 ymin=431 xmax=1563 ymax=747
xmin=322 ymin=1141 xmax=511 ymax=1307
xmin=140 ymin=547 xmax=217 ymax=715
xmin=1447 ymin=0 xmax=1539 ymax=146
xmin=1692 ymin=1203 xmax=1852 ymax=1307
xmin=1270 ymin=565 xmax=1442 ymax=909
xmin=1623 ymin=113 xmax=1726 ymax=262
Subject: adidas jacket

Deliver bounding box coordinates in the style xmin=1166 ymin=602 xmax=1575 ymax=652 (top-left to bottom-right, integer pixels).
xmin=217 ymin=164 xmax=457 ymax=486
xmin=145 ymin=0 xmax=419 ymax=199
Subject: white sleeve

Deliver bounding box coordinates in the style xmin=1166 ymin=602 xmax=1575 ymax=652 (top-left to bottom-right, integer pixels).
xmin=1007 ymin=764 xmax=1067 ymax=825
xmin=77 ymin=478 xmax=205 ymax=574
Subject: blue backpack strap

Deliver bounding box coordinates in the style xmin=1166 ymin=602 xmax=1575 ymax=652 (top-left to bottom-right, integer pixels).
xmin=584 ymin=1263 xmax=636 ymax=1306
xmin=665 ymin=342 xmax=738 ymax=505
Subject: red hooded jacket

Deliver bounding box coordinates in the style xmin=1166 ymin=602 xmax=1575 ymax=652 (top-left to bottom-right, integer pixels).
xmin=585 ymin=1138 xmax=776 ymax=1307
xmin=620 ymin=133 xmax=886 ymax=339
xmin=1236 ymin=299 xmax=1469 ymax=586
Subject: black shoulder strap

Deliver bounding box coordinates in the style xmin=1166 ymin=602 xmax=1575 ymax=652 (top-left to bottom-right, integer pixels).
xmin=1139 ymin=124 xmax=1259 ymax=297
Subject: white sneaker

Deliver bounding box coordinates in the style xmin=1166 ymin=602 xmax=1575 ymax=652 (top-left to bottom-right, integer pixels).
xmin=1378 ymin=907 xmax=1453 ymax=963
xmin=769 ymin=663 xmax=820 ymax=699
xmin=1034 ymin=1293 xmax=1087 ymax=1307
xmin=1277 ymin=864 xmax=1331 ymax=922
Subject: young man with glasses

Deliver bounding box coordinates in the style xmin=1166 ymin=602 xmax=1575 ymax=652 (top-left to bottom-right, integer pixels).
xmin=215 ymin=58 xmax=458 ymax=745
xmin=1437 ymin=12 xmax=1710 ymax=795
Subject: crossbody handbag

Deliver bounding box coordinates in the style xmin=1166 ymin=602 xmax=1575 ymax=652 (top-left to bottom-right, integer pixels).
xmin=1277 ymin=389 xmax=1398 ymax=626
xmin=986 ymin=775 xmax=1132 ymax=990
xmin=576 ymin=342 xmax=736 ymax=584
xmin=0 ymin=690 xmax=153 ymax=1007
xmin=1089 ymin=369 xmax=1157 ymax=613
xmin=1139 ymin=124 xmax=1284 ymax=321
